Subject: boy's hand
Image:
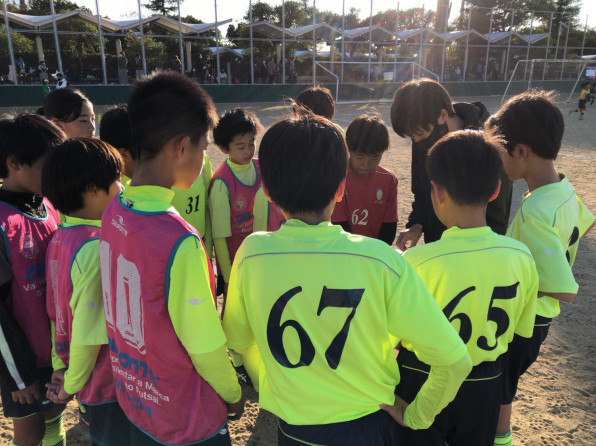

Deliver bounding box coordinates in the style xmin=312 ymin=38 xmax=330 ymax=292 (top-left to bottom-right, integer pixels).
xmin=226 ymin=395 xmax=245 ymax=421
xmin=50 ymin=368 xmax=66 ymax=385
xmin=11 ymin=381 xmax=40 ymax=404
xmin=46 ymin=382 xmax=72 ymax=405
xmin=396 ymin=224 xmax=423 ymax=251
xmin=380 ymin=396 xmax=409 ymax=427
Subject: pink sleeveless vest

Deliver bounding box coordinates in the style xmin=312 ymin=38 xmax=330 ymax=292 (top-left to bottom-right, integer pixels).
xmin=0 ymin=200 xmax=59 ymax=367
xmin=46 ymin=224 xmax=115 ymax=404
xmin=210 ymin=159 xmax=261 ymax=259
xmin=267 ymin=201 xmax=286 ymax=232
xmin=100 ymin=195 xmax=225 ymax=444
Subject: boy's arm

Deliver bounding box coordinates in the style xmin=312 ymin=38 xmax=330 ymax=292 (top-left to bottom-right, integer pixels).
xmin=213 ymin=239 xmax=232 ymax=284
xmin=209 ymin=179 xmax=232 ymax=283
xmin=378 ymin=223 xmax=397 ymax=245
xmin=379 ymin=178 xmax=398 ymax=244
xmin=168 ymin=235 xmax=241 ymax=403
xmin=252 ymin=188 xmax=268 ymax=233
xmin=202 ymin=157 xmax=214 ymax=256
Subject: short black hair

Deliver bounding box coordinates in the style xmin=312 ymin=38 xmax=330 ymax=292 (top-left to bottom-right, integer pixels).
xmin=127 ymin=70 xmax=218 ymax=162
xmin=0 ymin=114 xmax=66 ymax=178
xmin=259 ymin=113 xmax=347 ymax=215
xmin=212 ymin=108 xmax=262 ymax=150
xmin=100 ymin=104 xmax=132 ymax=151
xmin=42 ymin=87 xmax=90 ymax=123
xmin=426 ymin=130 xmax=503 ymax=206
xmin=485 ymin=90 xmax=563 ymax=160
xmin=294 ymin=86 xmax=335 ymax=120
xmin=390 ymin=78 xmax=455 ymax=138
xmin=42 ymin=138 xmax=123 ymax=215
xmin=346 ymin=114 xmax=389 ymax=155
xmin=581 ymin=81 xmax=590 ymax=88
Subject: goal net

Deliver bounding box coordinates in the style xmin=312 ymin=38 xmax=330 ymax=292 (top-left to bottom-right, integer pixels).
xmin=501 ymin=59 xmax=588 ymax=104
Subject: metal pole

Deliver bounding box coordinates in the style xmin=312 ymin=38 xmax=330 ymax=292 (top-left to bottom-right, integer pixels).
xmin=249 ymin=0 xmax=254 ymax=84
xmin=543 ymin=11 xmax=553 ymax=80
xmin=580 ymin=15 xmax=588 ymax=59
xmin=440 ymin=0 xmax=447 ymax=82
xmin=504 ymin=9 xmax=514 ymax=81
xmin=94 ymin=0 xmax=108 ymax=84
xmin=368 ymin=0 xmax=373 ymax=83
xmin=49 ymin=0 xmax=63 ymax=74
xmin=137 ymin=0 xmax=147 ymax=75
xmin=312 ymin=0 xmax=316 ymax=85
xmin=341 ymin=0 xmax=345 ymax=83
xmin=394 ymin=2 xmax=399 ymax=81
xmin=177 ymin=0 xmax=185 ymax=74
xmin=554 ymin=20 xmax=562 ymax=59
xmin=483 ymin=8 xmax=493 ymax=81
xmin=2 ymin=0 xmax=17 ymax=84
xmin=523 ymin=10 xmax=534 ymax=80
xmin=215 ymin=0 xmax=221 ymax=83
xmin=418 ymin=4 xmax=424 ymax=77
xmin=561 ymin=19 xmax=570 ymax=80
xmin=282 ymin=0 xmax=285 ymax=84
xmin=463 ymin=6 xmax=471 ymax=81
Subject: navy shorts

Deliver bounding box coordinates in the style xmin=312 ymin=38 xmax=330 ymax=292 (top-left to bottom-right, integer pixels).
xmin=278 ymin=410 xmax=399 ymax=446
xmin=130 ymin=421 xmax=231 ymax=446
xmin=81 ymin=401 xmax=132 ymax=446
xmin=578 ymin=99 xmax=587 ymax=111
xmin=0 ymin=366 xmax=54 ymax=418
xmin=501 ymin=316 xmax=551 ymax=404
xmin=395 ymin=349 xmax=501 ymax=446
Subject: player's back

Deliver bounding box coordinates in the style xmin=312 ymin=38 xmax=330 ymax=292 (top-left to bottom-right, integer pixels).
xmin=226 ymin=219 xmax=459 ymax=425
xmin=403 ymin=226 xmax=538 ymax=368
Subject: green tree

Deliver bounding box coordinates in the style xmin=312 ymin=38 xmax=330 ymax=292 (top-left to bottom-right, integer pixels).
xmin=144 ymin=0 xmax=180 ymax=16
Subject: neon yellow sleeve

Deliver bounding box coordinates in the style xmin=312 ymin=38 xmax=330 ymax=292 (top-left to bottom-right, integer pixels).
xmin=202 ymin=156 xmax=213 ymax=256
xmin=63 ymin=344 xmax=101 ymax=395
xmin=190 ymin=345 xmax=242 ymax=403
xmin=403 ymin=353 xmax=472 ymax=430
xmin=50 ymin=322 xmax=66 ymax=371
xmin=234 ymin=343 xmax=261 ymax=392
xmin=253 ymin=188 xmax=268 ymax=232
xmin=214 ymin=237 xmax=232 ymax=283
xmin=209 ymin=179 xmax=232 ymax=238
xmin=168 ymin=235 xmax=227 ymax=354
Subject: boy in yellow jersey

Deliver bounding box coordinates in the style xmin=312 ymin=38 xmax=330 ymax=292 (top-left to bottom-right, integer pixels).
xmin=99 ymin=104 xmax=135 ymax=187
xmin=396 ymin=130 xmax=538 ymax=446
xmin=223 ymin=112 xmax=473 ymax=446
xmin=486 ymin=90 xmax=595 ymax=446
xmin=568 ymin=82 xmax=591 ymax=120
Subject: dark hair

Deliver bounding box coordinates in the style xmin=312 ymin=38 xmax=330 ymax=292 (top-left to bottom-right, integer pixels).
xmin=100 ymin=104 xmax=132 ymax=151
xmin=294 ymin=86 xmax=335 ymax=119
xmin=426 ymin=130 xmax=503 ymax=206
xmin=259 ymin=113 xmax=347 ymax=214
xmin=212 ymin=107 xmax=262 ymax=150
xmin=485 ymin=90 xmax=563 ymax=160
xmin=390 ymin=78 xmax=455 ymax=138
xmin=346 ymin=114 xmax=389 ymax=155
xmin=0 ymin=114 xmax=66 ymax=178
xmin=581 ymin=81 xmax=590 ymax=88
xmin=127 ymin=70 xmax=218 ymax=162
xmin=42 ymin=87 xmax=90 ymax=123
xmin=42 ymin=138 xmax=123 ymax=215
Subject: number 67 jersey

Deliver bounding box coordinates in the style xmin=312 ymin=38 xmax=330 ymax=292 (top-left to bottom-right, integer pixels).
xmin=223 ymin=219 xmax=470 ymax=426
xmin=402 ymin=226 xmax=539 ymax=368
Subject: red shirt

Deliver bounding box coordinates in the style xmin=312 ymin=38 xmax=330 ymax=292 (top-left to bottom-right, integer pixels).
xmin=332 ymin=166 xmax=398 ymax=238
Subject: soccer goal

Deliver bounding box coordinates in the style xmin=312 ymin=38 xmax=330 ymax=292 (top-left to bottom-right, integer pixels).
xmin=501 ymin=59 xmax=588 ymax=104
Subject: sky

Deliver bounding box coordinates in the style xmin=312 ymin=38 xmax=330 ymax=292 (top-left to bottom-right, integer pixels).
xmin=76 ymin=0 xmax=595 ymax=30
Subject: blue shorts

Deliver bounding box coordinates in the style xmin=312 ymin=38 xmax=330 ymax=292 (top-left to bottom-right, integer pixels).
xmin=81 ymin=401 xmax=132 ymax=446
xmin=578 ymin=99 xmax=587 ymax=111
xmin=278 ymin=410 xmax=398 ymax=446
xmin=130 ymin=421 xmax=231 ymax=446
xmin=501 ymin=315 xmax=551 ymax=404
xmin=0 ymin=366 xmax=55 ymax=418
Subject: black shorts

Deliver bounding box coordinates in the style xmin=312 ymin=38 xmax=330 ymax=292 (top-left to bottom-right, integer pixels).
xmin=395 ymin=349 xmax=501 ymax=446
xmin=81 ymin=401 xmax=132 ymax=446
xmin=278 ymin=410 xmax=398 ymax=446
xmin=130 ymin=421 xmax=231 ymax=446
xmin=0 ymin=366 xmax=55 ymax=418
xmin=578 ymin=99 xmax=587 ymax=110
xmin=501 ymin=316 xmax=551 ymax=404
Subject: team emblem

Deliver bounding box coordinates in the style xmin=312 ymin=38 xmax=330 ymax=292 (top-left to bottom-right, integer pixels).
xmin=233 ymin=194 xmax=248 ymax=212
xmin=22 ymin=232 xmax=39 ymax=259
xmin=376 ymin=189 xmax=384 ymax=201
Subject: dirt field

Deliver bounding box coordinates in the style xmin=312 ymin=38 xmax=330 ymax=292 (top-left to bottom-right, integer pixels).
xmin=0 ymin=95 xmax=594 ymax=445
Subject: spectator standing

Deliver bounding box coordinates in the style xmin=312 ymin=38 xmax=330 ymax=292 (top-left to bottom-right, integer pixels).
xmin=117 ymin=51 xmax=128 ymax=85
xmin=38 ymin=60 xmax=48 ymax=83
xmin=134 ymin=54 xmax=143 ymax=79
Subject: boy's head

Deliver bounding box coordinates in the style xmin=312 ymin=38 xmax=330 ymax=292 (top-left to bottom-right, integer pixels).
xmin=485 ymin=90 xmax=563 ymax=181
xmin=0 ymin=113 xmax=66 ymax=194
xmin=294 ymin=86 xmax=335 ymax=120
xmin=427 ymin=130 xmax=503 ymax=215
xmin=127 ymin=70 xmax=218 ymax=163
xmin=42 ymin=138 xmax=123 ymax=216
xmin=99 ymin=104 xmax=135 ymax=178
xmin=43 ymin=87 xmax=95 ymax=138
xmin=390 ymin=78 xmax=455 ymax=141
xmin=213 ymin=108 xmax=262 ymax=165
xmin=259 ymin=113 xmax=347 ymax=216
xmin=345 ymin=114 xmax=389 ymax=178
xmin=581 ymin=81 xmax=590 ymax=89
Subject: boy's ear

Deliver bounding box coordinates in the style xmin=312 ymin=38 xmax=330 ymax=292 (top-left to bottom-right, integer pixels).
xmin=488 ymin=179 xmax=501 ymax=203
xmin=174 ymin=135 xmax=192 ymax=159
xmin=51 ymin=118 xmax=65 ymax=131
xmin=437 ymin=109 xmax=449 ymax=125
xmin=512 ymin=143 xmax=530 ymax=160
xmin=334 ymin=179 xmax=346 ymax=202
xmin=218 ymin=145 xmax=229 ymax=154
xmin=6 ymin=155 xmax=22 ymax=172
xmin=430 ymin=180 xmax=446 ymax=204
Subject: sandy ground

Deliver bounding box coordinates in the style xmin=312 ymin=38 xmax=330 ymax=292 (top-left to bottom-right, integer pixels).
xmin=0 ymin=95 xmax=594 ymax=445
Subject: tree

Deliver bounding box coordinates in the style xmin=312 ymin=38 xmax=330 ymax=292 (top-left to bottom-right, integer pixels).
xmin=144 ymin=0 xmax=180 ymax=16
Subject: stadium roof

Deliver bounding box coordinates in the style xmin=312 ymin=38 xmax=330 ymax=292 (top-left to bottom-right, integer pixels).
xmin=516 ymin=32 xmax=549 ymax=44
xmin=440 ymin=29 xmax=487 ymax=42
xmin=208 ymin=47 xmax=244 ymax=57
xmin=249 ymin=22 xmax=338 ymax=40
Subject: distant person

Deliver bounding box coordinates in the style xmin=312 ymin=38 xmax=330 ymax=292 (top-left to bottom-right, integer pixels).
xmin=117 ymin=51 xmax=128 ymax=84
xmin=134 ymin=53 xmax=143 ymax=79
xmin=568 ymin=81 xmax=591 ymax=120
xmin=42 ymin=87 xmax=95 ymax=138
xmin=171 ymin=54 xmax=182 ymax=72
xmin=54 ymin=72 xmax=67 ymax=89
xmin=16 ymin=56 xmax=25 ymax=75
xmin=98 ymin=104 xmax=135 ymax=186
xmin=41 ymin=78 xmax=51 ymax=96
xmin=38 ymin=60 xmax=48 ymax=83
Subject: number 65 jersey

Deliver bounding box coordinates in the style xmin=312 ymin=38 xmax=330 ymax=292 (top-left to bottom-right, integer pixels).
xmin=402 ymin=226 xmax=538 ymax=368
xmin=224 ymin=219 xmax=470 ymax=426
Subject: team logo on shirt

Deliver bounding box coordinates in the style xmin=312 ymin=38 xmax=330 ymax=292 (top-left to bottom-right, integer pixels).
xmin=233 ymin=194 xmax=248 ymax=212
xmin=375 ymin=188 xmax=384 ymax=204
xmin=22 ymin=232 xmax=39 ymax=259
xmin=111 ymin=215 xmax=128 ymax=236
